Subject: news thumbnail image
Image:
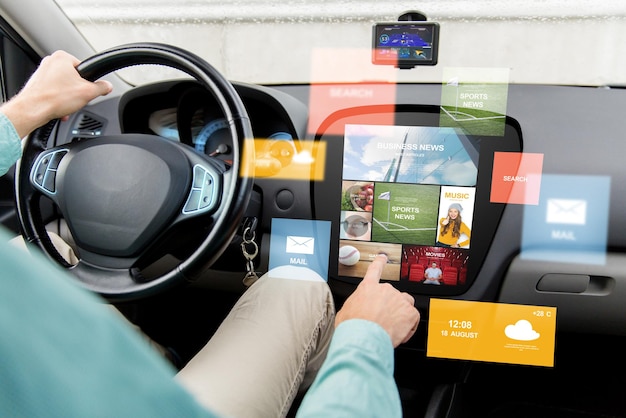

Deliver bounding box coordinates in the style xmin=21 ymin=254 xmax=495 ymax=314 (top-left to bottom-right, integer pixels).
xmin=341 ymin=180 xmax=374 ymax=213
xmin=338 ymin=240 xmax=402 ymax=281
xmin=371 ymin=182 xmax=440 ymax=245
xmin=401 ymin=245 xmax=469 ymax=286
xmin=436 ymin=186 xmax=476 ymax=249
xmin=342 ymin=124 xmax=479 ymax=187
xmin=339 ymin=210 xmax=372 ymax=241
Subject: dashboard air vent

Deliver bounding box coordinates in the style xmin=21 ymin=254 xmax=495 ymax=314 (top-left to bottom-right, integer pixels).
xmin=71 ymin=112 xmax=106 ymax=140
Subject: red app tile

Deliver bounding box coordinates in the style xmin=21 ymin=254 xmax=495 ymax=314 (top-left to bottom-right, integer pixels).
xmin=490 ymin=152 xmax=544 ymax=205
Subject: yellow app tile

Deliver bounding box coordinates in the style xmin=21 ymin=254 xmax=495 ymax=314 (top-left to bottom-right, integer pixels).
xmin=241 ymin=139 xmax=326 ymax=181
xmin=427 ymin=299 xmax=556 ymax=367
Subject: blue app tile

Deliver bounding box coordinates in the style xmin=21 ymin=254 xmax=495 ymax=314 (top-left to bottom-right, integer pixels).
xmin=521 ymin=174 xmax=611 ymax=265
xmin=268 ymin=218 xmax=331 ymax=281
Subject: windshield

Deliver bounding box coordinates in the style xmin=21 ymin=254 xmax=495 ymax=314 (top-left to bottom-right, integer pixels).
xmin=54 ymin=0 xmax=626 ymax=86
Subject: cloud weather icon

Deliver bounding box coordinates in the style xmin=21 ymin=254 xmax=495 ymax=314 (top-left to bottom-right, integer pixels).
xmin=546 ymin=198 xmax=587 ymax=225
xmin=504 ymin=319 xmax=540 ymax=341
xmin=286 ymin=236 xmax=315 ymax=255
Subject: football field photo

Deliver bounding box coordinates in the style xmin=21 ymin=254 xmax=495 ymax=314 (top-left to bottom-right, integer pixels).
xmin=372 ymin=182 xmax=441 ymax=245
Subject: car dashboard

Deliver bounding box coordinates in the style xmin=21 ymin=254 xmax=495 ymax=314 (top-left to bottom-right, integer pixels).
xmin=51 ymin=77 xmax=626 ymax=339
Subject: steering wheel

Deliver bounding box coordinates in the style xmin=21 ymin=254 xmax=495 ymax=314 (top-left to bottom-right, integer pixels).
xmin=15 ymin=43 xmax=254 ymax=301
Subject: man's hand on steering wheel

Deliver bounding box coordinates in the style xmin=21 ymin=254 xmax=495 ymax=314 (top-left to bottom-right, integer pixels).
xmin=2 ymin=50 xmax=112 ymax=138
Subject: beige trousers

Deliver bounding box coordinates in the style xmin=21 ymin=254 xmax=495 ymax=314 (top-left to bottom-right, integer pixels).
xmin=176 ymin=275 xmax=335 ymax=418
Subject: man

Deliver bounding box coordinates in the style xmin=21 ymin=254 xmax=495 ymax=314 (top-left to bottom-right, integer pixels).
xmin=0 ymin=51 xmax=420 ymax=417
xmin=423 ymin=261 xmax=443 ymax=285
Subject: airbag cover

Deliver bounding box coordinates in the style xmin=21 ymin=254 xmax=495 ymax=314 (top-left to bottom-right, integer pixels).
xmin=58 ymin=135 xmax=190 ymax=256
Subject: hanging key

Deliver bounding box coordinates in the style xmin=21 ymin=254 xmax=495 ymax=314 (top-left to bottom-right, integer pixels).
xmin=241 ymin=226 xmax=260 ymax=286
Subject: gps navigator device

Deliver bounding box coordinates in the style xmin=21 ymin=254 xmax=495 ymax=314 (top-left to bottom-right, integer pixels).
xmin=313 ymin=104 xmax=522 ymax=296
xmin=372 ymin=22 xmax=439 ymax=67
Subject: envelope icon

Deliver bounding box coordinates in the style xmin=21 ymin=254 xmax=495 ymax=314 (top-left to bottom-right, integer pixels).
xmin=286 ymin=236 xmax=315 ymax=255
xmin=546 ymin=199 xmax=587 ymax=225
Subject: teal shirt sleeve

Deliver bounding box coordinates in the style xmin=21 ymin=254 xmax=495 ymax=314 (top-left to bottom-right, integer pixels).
xmin=0 ymin=112 xmax=22 ymax=176
xmin=0 ymin=228 xmax=218 ymax=418
xmin=296 ymin=319 xmax=402 ymax=418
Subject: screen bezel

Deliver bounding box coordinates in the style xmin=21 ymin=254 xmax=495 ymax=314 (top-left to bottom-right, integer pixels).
xmin=312 ymin=104 xmax=523 ymax=296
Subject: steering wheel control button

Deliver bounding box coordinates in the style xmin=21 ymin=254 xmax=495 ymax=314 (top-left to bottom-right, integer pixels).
xmin=183 ymin=164 xmax=216 ymax=214
xmin=49 ymin=151 xmax=65 ymax=169
xmin=42 ymin=171 xmax=57 ymax=192
xmin=31 ymin=149 xmax=68 ymax=193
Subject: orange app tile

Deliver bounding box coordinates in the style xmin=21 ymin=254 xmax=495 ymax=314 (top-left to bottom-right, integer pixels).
xmin=241 ymin=139 xmax=327 ymax=181
xmin=427 ymin=299 xmax=556 ymax=367
xmin=490 ymin=152 xmax=544 ymax=205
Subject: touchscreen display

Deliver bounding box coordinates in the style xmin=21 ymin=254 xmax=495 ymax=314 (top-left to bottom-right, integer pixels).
xmin=337 ymin=124 xmax=479 ymax=288
xmin=311 ymin=104 xmax=522 ymax=295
